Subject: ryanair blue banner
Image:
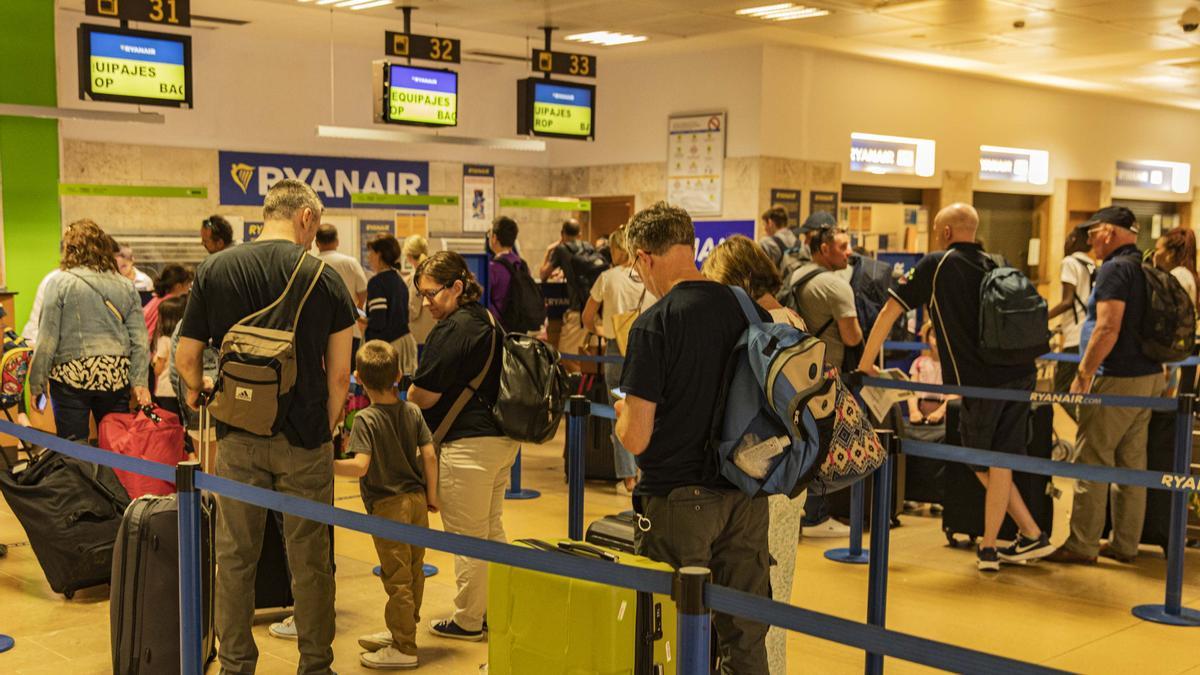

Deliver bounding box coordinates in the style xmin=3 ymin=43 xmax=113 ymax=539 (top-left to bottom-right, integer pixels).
xmin=219 ymin=151 xmax=429 ymax=209
xmin=694 ymin=220 xmax=755 ymax=268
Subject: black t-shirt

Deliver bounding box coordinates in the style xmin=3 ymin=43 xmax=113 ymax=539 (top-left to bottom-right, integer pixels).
xmin=412 ymin=302 xmax=503 ymax=442
xmin=551 ymin=240 xmax=587 ymax=311
xmin=1088 ymin=244 xmax=1159 ymax=377
xmin=890 ymin=242 xmax=1036 ymax=388
xmin=620 ymin=281 xmax=770 ymax=497
xmin=179 ymin=240 xmax=357 ymax=449
xmin=365 ymin=268 xmax=411 ymax=343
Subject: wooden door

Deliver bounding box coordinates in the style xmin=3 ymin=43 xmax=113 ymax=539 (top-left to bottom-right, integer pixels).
xmin=585 ymin=195 xmax=635 ymax=243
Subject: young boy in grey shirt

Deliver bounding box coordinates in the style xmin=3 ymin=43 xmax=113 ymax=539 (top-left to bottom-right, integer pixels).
xmin=335 ymin=340 xmax=439 ymax=670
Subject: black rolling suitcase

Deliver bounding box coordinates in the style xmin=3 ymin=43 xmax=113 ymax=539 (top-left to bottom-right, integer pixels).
xmin=0 ymin=449 xmax=130 ymax=597
xmin=897 ymin=417 xmax=946 ymax=505
xmin=941 ymin=402 xmax=1054 ymax=546
xmin=1141 ymin=410 xmax=1176 ymax=552
xmin=111 ymin=494 xmax=216 ymax=673
xmin=255 ymin=509 xmax=296 ymax=609
xmin=585 ymin=513 xmax=637 ymax=554
xmin=564 ymin=373 xmax=618 ymax=481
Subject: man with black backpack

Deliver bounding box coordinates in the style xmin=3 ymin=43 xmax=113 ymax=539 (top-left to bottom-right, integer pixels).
xmin=541 ymin=218 xmax=609 ymax=359
xmin=488 ymin=216 xmax=545 ymax=333
xmin=177 ymin=179 xmax=355 ymax=674
xmin=857 ymin=203 xmax=1054 ymax=572
xmin=1047 ymin=206 xmax=1181 ymax=566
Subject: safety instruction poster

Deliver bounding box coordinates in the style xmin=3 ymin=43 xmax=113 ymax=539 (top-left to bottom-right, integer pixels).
xmin=462 ymin=164 xmax=496 ymax=232
xmin=667 ymin=112 xmax=726 ymax=217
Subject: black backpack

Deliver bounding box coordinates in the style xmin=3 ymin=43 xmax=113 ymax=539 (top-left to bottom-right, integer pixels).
xmin=493 ymin=332 xmax=571 ymax=444
xmin=848 ymin=254 xmax=892 ymax=337
xmin=1139 ymin=264 xmax=1196 ymax=363
xmin=494 ymin=256 xmax=546 ymax=332
xmin=566 ymin=241 xmax=610 ymax=300
xmin=934 ymin=250 xmax=1049 ymax=366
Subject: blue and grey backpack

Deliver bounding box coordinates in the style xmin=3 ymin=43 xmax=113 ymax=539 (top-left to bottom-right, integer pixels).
xmin=711 ymin=286 xmax=829 ymax=498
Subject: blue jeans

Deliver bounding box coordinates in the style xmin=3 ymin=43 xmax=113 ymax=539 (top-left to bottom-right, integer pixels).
xmin=49 ymin=380 xmax=130 ymax=442
xmin=603 ymin=340 xmax=637 ymax=480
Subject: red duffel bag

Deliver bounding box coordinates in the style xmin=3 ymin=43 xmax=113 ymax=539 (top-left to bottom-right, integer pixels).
xmin=99 ymin=405 xmax=186 ymax=499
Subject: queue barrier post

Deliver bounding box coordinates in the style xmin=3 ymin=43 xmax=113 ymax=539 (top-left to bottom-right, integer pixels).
xmin=866 ymin=433 xmax=898 ymax=675
xmin=176 ymin=460 xmax=204 ymax=675
xmin=827 ymin=432 xmax=885 ymax=565
xmin=567 ymin=395 xmax=588 ymax=541
xmin=1133 ymin=392 xmax=1200 ymax=627
xmin=505 ymin=448 xmax=541 ymax=500
xmin=675 ymin=566 xmax=712 ymax=675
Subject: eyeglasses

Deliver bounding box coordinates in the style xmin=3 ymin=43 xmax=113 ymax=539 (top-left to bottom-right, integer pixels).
xmin=416 ymin=284 xmax=450 ymax=301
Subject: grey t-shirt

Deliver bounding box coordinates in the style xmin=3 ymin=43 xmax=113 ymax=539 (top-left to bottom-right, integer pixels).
xmin=787 ymin=262 xmax=857 ymax=368
xmin=347 ymin=401 xmax=433 ymax=512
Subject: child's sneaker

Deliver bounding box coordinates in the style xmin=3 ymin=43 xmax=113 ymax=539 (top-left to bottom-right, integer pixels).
xmin=977 ymin=546 xmax=1000 ymax=572
xmin=429 ymin=618 xmax=484 ymax=641
xmin=360 ymin=646 xmax=418 ymax=670
xmin=998 ymin=531 xmax=1054 ymax=563
xmin=358 ymin=631 xmax=394 ymax=652
xmin=268 ymin=616 xmax=297 ymax=640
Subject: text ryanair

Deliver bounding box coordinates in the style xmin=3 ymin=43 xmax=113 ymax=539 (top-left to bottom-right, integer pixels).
xmin=1029 ymin=392 xmax=1100 ymax=406
xmin=229 ymin=163 xmax=423 ymax=199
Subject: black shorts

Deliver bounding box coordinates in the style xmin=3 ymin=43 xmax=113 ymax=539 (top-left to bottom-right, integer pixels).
xmin=958 ymin=374 xmax=1036 ymax=472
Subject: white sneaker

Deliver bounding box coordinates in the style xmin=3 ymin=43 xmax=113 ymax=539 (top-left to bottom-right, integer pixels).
xmin=803 ymin=519 xmax=852 ymax=539
xmin=358 ymin=631 xmax=394 ymax=652
xmin=268 ymin=616 xmax=297 ymax=640
xmin=360 ymin=646 xmax=418 ymax=670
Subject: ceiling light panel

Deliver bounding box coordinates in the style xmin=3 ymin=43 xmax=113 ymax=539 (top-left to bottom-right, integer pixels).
xmin=735 ymin=3 xmax=830 ymax=21
xmin=565 ymin=31 xmax=647 ymax=46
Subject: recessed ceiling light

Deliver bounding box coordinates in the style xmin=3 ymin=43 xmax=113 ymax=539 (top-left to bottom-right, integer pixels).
xmin=735 ymin=3 xmax=830 ymax=21
xmin=350 ymin=0 xmax=393 ymax=8
xmin=334 ymin=0 xmax=381 ymax=7
xmin=565 ymin=31 xmax=647 ymax=46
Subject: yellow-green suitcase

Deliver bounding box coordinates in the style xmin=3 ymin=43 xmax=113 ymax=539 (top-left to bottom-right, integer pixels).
xmin=488 ymin=538 xmax=677 ymax=675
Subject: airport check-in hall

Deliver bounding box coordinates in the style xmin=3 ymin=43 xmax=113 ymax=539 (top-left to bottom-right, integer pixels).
xmin=2 ymin=0 xmax=1200 ymax=673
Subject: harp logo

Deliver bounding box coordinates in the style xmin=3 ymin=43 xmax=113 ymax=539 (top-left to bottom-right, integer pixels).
xmin=230 ymin=163 xmax=255 ymax=194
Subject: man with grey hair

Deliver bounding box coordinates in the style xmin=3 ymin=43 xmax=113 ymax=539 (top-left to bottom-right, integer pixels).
xmin=177 ymin=179 xmax=355 ymax=674
xmin=857 ymin=203 xmax=1052 ymax=572
xmin=614 ymin=201 xmax=771 ymax=672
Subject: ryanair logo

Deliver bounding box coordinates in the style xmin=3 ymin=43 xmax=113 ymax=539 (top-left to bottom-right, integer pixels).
xmin=1029 ymin=392 xmax=1101 ymax=406
xmin=230 ymin=163 xmax=255 ymax=194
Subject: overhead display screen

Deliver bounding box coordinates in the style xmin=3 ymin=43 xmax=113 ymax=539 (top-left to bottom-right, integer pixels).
xmin=77 ymin=24 xmax=192 ymax=108
xmin=517 ymin=78 xmax=595 ymax=140
xmin=385 ymin=64 xmax=458 ymax=127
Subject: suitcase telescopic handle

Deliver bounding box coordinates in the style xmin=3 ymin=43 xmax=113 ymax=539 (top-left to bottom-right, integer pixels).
xmin=556 ymin=541 xmax=618 ymax=562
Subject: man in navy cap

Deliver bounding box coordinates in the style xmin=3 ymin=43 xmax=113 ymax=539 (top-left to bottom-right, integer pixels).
xmin=1048 ymin=206 xmax=1162 ymax=565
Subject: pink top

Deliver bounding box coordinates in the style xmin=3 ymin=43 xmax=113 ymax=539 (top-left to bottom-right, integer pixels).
xmin=143 ymin=295 xmax=164 ymax=341
xmin=909 ymin=355 xmax=945 ymax=401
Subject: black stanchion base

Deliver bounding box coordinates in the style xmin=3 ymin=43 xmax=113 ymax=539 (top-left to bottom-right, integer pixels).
xmin=0 ymin=634 xmax=12 ymax=653
xmin=504 ymin=488 xmax=541 ymax=500
xmin=825 ymin=547 xmax=870 ymax=565
xmin=1132 ymin=604 xmax=1200 ymax=627
xmin=373 ymin=564 xmax=439 ymax=578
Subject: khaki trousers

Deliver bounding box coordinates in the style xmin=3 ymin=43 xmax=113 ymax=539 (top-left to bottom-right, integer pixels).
xmin=436 ymin=435 xmax=519 ymax=631
xmin=1064 ymin=372 xmax=1163 ymax=559
xmin=369 ymin=492 xmax=429 ymax=655
xmin=214 ymin=431 xmax=335 ymax=675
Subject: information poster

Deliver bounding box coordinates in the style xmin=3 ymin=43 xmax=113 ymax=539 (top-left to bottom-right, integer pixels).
xmin=462 ymin=165 xmax=496 ymax=232
xmin=394 ymin=211 xmax=429 ymax=239
xmin=693 ymin=220 xmax=754 ymax=268
xmin=810 ymin=191 xmax=838 ymax=218
xmin=769 ymin=189 xmax=801 ymax=228
xmin=360 ymin=220 xmax=395 ymax=272
xmin=667 ymin=112 xmax=726 ymax=217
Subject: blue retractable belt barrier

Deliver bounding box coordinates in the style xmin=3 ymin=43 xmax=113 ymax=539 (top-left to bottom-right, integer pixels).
xmin=0 ymin=417 xmax=1133 ymax=672
xmin=882 ymin=341 xmax=1200 ymax=367
xmin=861 ymin=376 xmax=1176 ymax=411
xmin=901 ymin=439 xmax=1200 ymax=494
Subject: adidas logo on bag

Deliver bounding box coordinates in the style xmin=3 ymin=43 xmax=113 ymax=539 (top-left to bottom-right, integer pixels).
xmin=235 ymin=387 xmax=253 ymax=402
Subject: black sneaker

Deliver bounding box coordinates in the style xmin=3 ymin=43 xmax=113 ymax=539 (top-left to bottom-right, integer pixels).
xmin=977 ymin=546 xmax=1000 ymax=572
xmin=429 ymin=619 xmax=484 ymax=642
xmin=998 ymin=532 xmax=1054 ymax=563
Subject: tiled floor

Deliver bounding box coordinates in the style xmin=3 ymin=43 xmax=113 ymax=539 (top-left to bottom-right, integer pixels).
xmin=0 ymin=418 xmax=1197 ymax=674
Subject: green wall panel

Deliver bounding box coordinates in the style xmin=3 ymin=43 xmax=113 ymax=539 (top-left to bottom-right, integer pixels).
xmin=0 ymin=0 xmax=62 ymax=332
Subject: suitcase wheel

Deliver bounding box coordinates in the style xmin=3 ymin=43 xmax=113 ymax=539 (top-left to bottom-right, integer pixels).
xmin=943 ymin=530 xmax=976 ymax=549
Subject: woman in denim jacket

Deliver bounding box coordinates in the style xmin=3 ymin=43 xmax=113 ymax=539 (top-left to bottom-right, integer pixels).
xmin=28 ymin=220 xmax=150 ymax=441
